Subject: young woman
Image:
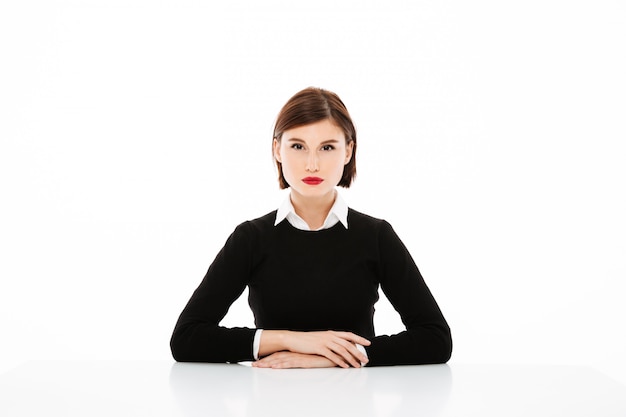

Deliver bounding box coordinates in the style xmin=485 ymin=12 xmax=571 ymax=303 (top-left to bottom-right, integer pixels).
xmin=170 ymin=87 xmax=452 ymax=368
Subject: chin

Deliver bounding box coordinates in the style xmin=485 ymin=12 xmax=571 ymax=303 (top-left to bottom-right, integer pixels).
xmin=294 ymin=187 xmax=334 ymax=198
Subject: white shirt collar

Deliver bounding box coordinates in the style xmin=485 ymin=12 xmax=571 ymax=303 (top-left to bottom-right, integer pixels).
xmin=274 ymin=190 xmax=349 ymax=231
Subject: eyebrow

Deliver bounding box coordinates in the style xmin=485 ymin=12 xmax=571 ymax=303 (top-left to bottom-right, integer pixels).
xmin=286 ymin=138 xmax=340 ymax=144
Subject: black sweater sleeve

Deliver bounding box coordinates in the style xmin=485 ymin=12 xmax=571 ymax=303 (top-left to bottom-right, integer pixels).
xmin=365 ymin=221 xmax=452 ymax=366
xmin=170 ymin=222 xmax=257 ymax=363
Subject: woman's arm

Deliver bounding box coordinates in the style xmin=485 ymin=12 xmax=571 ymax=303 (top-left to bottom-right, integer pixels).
xmin=171 ymin=220 xmax=372 ymax=366
xmin=365 ymin=221 xmax=452 ymax=366
xmin=170 ymin=222 xmax=257 ymax=363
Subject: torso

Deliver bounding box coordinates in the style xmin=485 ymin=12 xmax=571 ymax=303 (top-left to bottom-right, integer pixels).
xmin=244 ymin=209 xmax=384 ymax=337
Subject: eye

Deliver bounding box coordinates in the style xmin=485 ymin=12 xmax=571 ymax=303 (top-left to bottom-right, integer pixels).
xmin=291 ymin=143 xmax=304 ymax=150
xmin=321 ymin=145 xmax=335 ymax=151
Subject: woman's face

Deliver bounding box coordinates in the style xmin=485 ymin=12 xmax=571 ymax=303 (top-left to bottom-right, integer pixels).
xmin=274 ymin=119 xmax=353 ymax=200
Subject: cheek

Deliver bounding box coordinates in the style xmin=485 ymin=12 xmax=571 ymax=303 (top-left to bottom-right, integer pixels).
xmin=329 ymin=154 xmax=348 ymax=171
xmin=280 ymin=152 xmax=295 ymax=168
xmin=280 ymin=155 xmax=299 ymax=179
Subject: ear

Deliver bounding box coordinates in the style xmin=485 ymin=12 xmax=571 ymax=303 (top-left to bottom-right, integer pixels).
xmin=344 ymin=141 xmax=354 ymax=165
xmin=273 ymin=138 xmax=282 ymax=163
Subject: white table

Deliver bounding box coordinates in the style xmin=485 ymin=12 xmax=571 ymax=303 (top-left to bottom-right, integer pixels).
xmin=1 ymin=361 xmax=625 ymax=416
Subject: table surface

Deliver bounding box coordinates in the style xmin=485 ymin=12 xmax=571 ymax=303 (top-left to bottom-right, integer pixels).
xmin=1 ymin=360 xmax=625 ymax=416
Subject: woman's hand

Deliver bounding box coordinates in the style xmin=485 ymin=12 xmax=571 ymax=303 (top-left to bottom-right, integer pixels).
xmin=259 ymin=330 xmax=370 ymax=368
xmin=252 ymin=352 xmax=336 ymax=369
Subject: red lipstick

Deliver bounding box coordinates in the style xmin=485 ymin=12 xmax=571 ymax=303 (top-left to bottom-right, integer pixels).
xmin=302 ymin=177 xmax=324 ymax=185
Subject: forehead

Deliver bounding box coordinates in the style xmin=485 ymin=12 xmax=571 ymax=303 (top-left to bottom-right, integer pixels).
xmin=282 ymin=119 xmax=346 ymax=143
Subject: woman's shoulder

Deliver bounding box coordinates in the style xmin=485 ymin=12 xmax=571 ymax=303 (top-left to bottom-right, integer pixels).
xmin=221 ymin=211 xmax=277 ymax=250
xmin=249 ymin=210 xmax=278 ymax=226
xmin=347 ymin=208 xmax=398 ymax=240
xmin=231 ymin=210 xmax=277 ymax=235
xmin=347 ymin=208 xmax=395 ymax=235
xmin=347 ymin=208 xmax=388 ymax=227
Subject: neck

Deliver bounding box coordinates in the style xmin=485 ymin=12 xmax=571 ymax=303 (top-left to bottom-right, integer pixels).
xmin=290 ymin=190 xmax=336 ymax=230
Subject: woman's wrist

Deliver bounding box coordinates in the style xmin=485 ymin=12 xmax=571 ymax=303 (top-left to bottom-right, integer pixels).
xmin=258 ymin=329 xmax=290 ymax=357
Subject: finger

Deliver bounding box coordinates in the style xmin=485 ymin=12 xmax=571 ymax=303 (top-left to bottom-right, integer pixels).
xmin=253 ymin=352 xmax=286 ymax=368
xmin=252 ymin=360 xmax=270 ymax=368
xmin=264 ymin=353 xmax=333 ymax=369
xmin=267 ymin=354 xmax=303 ymax=369
xmin=329 ymin=342 xmax=359 ymax=368
xmin=333 ymin=331 xmax=371 ymax=346
xmin=255 ymin=356 xmax=285 ymax=368
xmin=322 ymin=349 xmax=350 ymax=369
xmin=330 ymin=342 xmax=362 ymax=368
xmin=330 ymin=337 xmax=368 ymax=365
xmin=269 ymin=358 xmax=293 ymax=369
xmin=253 ymin=354 xmax=280 ymax=367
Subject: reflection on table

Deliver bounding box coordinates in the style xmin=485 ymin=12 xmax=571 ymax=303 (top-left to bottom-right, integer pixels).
xmin=169 ymin=361 xmax=451 ymax=416
xmin=1 ymin=361 xmax=625 ymax=416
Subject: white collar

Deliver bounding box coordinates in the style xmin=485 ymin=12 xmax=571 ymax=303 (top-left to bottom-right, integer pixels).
xmin=274 ymin=190 xmax=349 ymax=231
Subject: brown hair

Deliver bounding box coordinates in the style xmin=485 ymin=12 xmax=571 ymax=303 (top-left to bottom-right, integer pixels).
xmin=273 ymin=87 xmax=357 ymax=189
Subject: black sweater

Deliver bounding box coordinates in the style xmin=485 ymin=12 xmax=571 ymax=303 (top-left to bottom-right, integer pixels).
xmin=170 ymin=209 xmax=452 ymax=366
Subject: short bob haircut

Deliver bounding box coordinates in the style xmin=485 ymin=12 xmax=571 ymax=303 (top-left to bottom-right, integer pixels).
xmin=273 ymin=87 xmax=357 ymax=189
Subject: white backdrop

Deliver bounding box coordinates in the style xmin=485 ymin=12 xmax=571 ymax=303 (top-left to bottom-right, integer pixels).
xmin=1 ymin=1 xmax=625 ymax=385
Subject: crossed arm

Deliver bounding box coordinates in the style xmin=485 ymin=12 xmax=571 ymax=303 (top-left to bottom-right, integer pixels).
xmin=171 ymin=221 xmax=451 ymax=368
xmin=252 ymin=330 xmax=370 ymax=369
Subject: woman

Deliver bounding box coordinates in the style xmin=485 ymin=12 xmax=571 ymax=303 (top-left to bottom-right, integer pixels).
xmin=170 ymin=87 xmax=452 ymax=368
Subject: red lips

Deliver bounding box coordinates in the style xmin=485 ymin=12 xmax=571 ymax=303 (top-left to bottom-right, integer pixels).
xmin=302 ymin=177 xmax=324 ymax=185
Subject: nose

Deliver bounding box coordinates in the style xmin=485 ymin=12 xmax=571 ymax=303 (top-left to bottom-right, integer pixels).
xmin=306 ymin=151 xmax=319 ymax=172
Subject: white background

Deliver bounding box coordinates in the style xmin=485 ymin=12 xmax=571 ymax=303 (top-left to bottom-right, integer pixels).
xmin=1 ymin=1 xmax=625 ymax=385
